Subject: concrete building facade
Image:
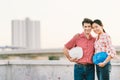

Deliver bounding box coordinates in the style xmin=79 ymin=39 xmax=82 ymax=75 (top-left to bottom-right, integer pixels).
xmin=12 ymin=18 xmax=40 ymax=49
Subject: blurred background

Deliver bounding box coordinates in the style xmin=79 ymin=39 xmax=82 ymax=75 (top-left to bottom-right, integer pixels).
xmin=0 ymin=0 xmax=120 ymax=80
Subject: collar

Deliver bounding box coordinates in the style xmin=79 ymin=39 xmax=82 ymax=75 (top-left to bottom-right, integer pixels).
xmin=80 ymin=32 xmax=93 ymax=40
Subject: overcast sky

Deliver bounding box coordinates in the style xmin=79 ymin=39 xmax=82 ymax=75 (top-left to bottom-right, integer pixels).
xmin=0 ymin=0 xmax=120 ymax=49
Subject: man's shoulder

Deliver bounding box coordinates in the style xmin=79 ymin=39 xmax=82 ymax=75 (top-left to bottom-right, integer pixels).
xmin=73 ymin=33 xmax=81 ymax=38
xmin=90 ymin=34 xmax=96 ymax=42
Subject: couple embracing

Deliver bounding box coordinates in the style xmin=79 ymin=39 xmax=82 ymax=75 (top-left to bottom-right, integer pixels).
xmin=63 ymin=18 xmax=116 ymax=80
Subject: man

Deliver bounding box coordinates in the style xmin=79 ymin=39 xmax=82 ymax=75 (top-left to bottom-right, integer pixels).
xmin=63 ymin=18 xmax=95 ymax=80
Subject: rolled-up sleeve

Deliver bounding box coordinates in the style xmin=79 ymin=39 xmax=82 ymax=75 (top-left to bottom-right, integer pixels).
xmin=64 ymin=34 xmax=79 ymax=50
xmin=105 ymin=35 xmax=116 ymax=57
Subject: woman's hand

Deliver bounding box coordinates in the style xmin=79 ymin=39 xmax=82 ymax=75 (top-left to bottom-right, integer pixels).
xmin=98 ymin=55 xmax=112 ymax=67
xmin=98 ymin=62 xmax=106 ymax=67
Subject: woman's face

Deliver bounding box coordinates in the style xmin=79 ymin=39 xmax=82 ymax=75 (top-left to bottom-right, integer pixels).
xmin=92 ymin=23 xmax=103 ymax=34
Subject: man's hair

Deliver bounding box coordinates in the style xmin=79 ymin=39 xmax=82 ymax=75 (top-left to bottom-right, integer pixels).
xmin=82 ymin=18 xmax=93 ymax=26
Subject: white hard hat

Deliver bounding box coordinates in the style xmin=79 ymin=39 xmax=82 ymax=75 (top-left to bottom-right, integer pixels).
xmin=69 ymin=47 xmax=83 ymax=59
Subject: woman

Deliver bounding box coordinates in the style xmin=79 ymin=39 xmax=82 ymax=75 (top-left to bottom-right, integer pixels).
xmin=92 ymin=19 xmax=116 ymax=80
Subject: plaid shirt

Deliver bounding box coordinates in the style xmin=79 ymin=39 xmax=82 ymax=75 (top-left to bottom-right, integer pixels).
xmin=94 ymin=33 xmax=116 ymax=57
xmin=65 ymin=32 xmax=95 ymax=64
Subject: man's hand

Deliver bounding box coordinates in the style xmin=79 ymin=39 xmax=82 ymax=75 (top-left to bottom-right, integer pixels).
xmin=69 ymin=57 xmax=79 ymax=62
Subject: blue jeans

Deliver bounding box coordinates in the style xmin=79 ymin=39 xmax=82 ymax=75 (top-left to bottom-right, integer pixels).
xmin=96 ymin=63 xmax=111 ymax=80
xmin=74 ymin=64 xmax=95 ymax=80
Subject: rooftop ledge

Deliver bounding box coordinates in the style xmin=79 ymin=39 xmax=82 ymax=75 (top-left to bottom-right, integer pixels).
xmin=0 ymin=47 xmax=120 ymax=55
xmin=0 ymin=48 xmax=63 ymax=55
xmin=0 ymin=60 xmax=120 ymax=65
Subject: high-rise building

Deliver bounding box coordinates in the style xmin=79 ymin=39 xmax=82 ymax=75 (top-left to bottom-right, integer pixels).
xmin=12 ymin=18 xmax=40 ymax=49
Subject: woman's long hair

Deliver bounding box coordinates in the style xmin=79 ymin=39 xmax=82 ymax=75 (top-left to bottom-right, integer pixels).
xmin=93 ymin=19 xmax=106 ymax=33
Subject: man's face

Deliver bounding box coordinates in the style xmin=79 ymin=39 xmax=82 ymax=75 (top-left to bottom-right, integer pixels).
xmin=83 ymin=23 xmax=92 ymax=34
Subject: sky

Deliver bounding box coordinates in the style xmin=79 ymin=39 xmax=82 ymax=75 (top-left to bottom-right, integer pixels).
xmin=0 ymin=0 xmax=120 ymax=49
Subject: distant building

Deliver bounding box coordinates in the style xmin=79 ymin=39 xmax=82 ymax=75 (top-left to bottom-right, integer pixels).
xmin=12 ymin=18 xmax=40 ymax=49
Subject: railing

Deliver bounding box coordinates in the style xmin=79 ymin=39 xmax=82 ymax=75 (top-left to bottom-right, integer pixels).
xmin=0 ymin=49 xmax=64 ymax=60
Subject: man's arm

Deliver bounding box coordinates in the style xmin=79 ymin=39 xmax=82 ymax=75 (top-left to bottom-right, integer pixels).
xmin=63 ymin=46 xmax=78 ymax=62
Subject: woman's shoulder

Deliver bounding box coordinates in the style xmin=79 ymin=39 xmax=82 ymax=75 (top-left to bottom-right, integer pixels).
xmin=102 ymin=33 xmax=110 ymax=37
xmin=102 ymin=33 xmax=111 ymax=39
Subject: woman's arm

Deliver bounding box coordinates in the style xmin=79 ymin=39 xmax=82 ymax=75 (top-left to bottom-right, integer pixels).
xmin=98 ymin=55 xmax=112 ymax=67
xmin=99 ymin=34 xmax=116 ymax=67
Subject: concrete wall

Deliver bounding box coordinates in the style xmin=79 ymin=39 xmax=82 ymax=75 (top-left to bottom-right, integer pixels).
xmin=0 ymin=60 xmax=120 ymax=80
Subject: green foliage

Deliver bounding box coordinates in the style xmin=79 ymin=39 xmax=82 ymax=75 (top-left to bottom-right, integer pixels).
xmin=49 ymin=56 xmax=59 ymax=60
